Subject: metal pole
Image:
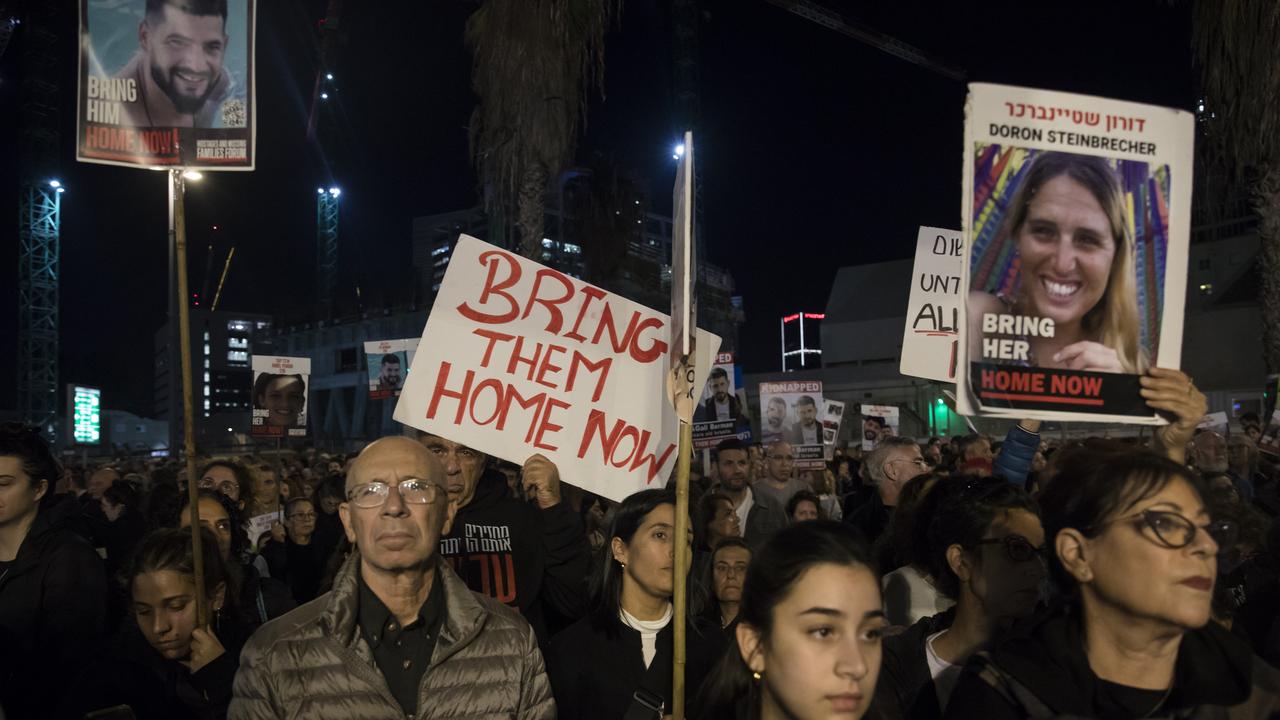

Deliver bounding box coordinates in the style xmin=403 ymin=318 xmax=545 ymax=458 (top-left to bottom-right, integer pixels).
xmin=172 ymin=169 xmax=207 ymax=624
xmin=672 ymin=420 xmax=692 ymax=719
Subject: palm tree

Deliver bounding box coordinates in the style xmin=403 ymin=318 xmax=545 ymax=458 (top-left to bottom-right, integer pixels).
xmin=1192 ymin=1 xmax=1280 ymax=372
xmin=566 ymin=153 xmax=646 ymax=288
xmin=466 ymin=0 xmax=621 ymax=259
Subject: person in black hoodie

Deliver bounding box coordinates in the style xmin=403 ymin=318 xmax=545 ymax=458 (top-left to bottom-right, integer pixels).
xmin=59 ymin=526 xmax=249 ymax=720
xmin=0 ymin=424 xmax=109 ymax=720
xmin=943 ymin=445 xmax=1280 ymax=719
xmin=419 ymin=432 xmax=591 ymax=645
xmin=872 ymin=477 xmax=1045 ymax=720
xmin=546 ymin=489 xmax=725 ymax=719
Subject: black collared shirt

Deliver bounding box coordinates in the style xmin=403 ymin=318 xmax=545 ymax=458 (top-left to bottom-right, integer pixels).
xmin=357 ymin=571 xmax=445 ymax=716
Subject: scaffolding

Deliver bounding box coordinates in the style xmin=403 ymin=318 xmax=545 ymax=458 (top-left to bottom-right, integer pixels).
xmin=316 ymin=188 xmax=340 ymax=310
xmin=17 ymin=4 xmax=60 ymax=438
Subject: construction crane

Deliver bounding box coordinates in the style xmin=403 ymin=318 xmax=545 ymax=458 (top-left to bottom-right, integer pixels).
xmin=308 ymin=0 xmax=345 ymax=315
xmin=764 ymin=0 xmax=966 ymax=82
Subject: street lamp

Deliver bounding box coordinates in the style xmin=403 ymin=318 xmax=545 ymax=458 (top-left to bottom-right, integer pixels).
xmin=672 ymin=143 xmax=685 ymax=160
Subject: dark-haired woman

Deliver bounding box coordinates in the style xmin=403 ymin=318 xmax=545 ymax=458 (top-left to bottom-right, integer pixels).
xmin=546 ymin=489 xmax=726 ymax=719
xmin=943 ymin=446 xmax=1280 ymax=719
xmin=59 ymin=527 xmax=250 ymax=720
xmin=177 ymin=490 xmax=294 ymax=629
xmin=693 ymin=520 xmax=889 ymax=720
xmin=873 ymin=477 xmax=1045 ymax=719
xmin=0 ymin=425 xmax=109 ymax=719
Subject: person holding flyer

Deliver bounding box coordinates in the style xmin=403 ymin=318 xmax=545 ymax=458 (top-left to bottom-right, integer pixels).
xmin=968 ymin=152 xmax=1144 ymax=375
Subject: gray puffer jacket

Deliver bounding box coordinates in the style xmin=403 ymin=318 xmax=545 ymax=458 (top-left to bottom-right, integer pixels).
xmin=229 ymin=551 xmax=555 ymax=720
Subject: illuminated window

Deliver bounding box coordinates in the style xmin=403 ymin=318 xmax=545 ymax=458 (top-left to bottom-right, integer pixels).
xmin=1198 ymin=283 xmax=1213 ymax=296
xmin=203 ymin=344 xmax=211 ymax=355
xmin=228 ymin=337 xmax=249 ymax=349
xmin=228 ymin=350 xmax=248 ymax=364
xmin=227 ymin=320 xmax=250 ymax=332
xmin=203 ymin=372 xmax=210 ymax=382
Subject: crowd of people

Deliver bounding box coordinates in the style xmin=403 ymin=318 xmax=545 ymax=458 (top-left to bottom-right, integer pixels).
xmin=2 ymin=368 xmax=1280 ymax=719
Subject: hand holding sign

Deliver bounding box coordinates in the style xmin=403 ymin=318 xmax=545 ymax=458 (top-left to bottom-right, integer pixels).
xmin=1142 ymin=368 xmax=1206 ymax=462
xmin=521 ymin=453 xmax=563 ymax=509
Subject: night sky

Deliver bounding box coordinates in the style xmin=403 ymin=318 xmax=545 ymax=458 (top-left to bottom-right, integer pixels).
xmin=0 ymin=0 xmax=1194 ymax=418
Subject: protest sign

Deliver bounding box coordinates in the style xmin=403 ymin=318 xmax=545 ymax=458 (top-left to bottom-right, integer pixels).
xmin=901 ymin=227 xmax=964 ymax=382
xmin=860 ymin=404 xmax=900 ymax=451
xmin=692 ymin=352 xmax=752 ymax=449
xmin=250 ymin=356 xmax=309 ymax=438
xmin=364 ymin=338 xmax=418 ymax=401
xmin=822 ymin=399 xmax=846 ymax=460
xmin=957 ymin=84 xmax=1193 ymax=424
xmin=1196 ymin=412 xmax=1228 ymax=435
xmin=668 ymin=130 xmax=698 ymax=423
xmin=758 ymin=380 xmax=825 ymax=469
xmin=1259 ymin=407 xmax=1280 ymax=456
xmin=77 ymin=0 xmax=256 ymax=169
xmin=244 ymin=512 xmax=276 ymax=553
xmin=393 ymin=235 xmax=720 ymax=503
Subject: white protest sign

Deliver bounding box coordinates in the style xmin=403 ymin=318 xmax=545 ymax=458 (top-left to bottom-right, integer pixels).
xmin=669 ymin=130 xmax=698 ymax=422
xmin=860 ymin=404 xmax=900 ymax=451
xmin=901 ymin=227 xmax=963 ymax=383
xmin=394 ymin=235 xmax=721 ymax=503
xmin=822 ymin=399 xmax=846 ymax=461
xmin=1196 ymin=412 xmax=1228 ymax=434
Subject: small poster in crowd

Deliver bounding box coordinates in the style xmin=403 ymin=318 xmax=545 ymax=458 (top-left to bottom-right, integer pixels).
xmin=250 ymin=355 xmax=310 ymax=438
xmin=244 ymin=512 xmax=276 ymax=553
xmin=1196 ymin=412 xmax=1229 ymax=435
xmin=692 ymin=352 xmax=752 ymax=449
xmin=822 ymin=399 xmax=846 ymax=460
xmin=901 ymin=227 xmax=964 ymax=383
xmin=957 ymin=83 xmax=1193 ymax=424
xmin=393 ymin=235 xmax=720 ymax=503
xmin=758 ymin=380 xmax=825 ymax=469
xmin=77 ymin=0 xmax=256 ymax=169
xmin=860 ymin=404 xmax=900 ymax=451
xmin=364 ymin=339 xmax=418 ymax=400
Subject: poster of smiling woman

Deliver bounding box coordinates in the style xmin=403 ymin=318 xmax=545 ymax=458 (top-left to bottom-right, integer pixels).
xmin=77 ymin=0 xmax=256 ymax=168
xmin=250 ymin=355 xmax=309 ymax=438
xmin=957 ymin=84 xmax=1193 ymax=424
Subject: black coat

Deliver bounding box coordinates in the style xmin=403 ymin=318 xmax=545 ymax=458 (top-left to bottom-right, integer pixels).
xmin=56 ymin=613 xmax=249 ymax=720
xmin=439 ymin=469 xmax=592 ymax=645
xmin=942 ymin=605 xmax=1280 ymax=719
xmin=871 ymin=608 xmax=956 ymax=720
xmin=0 ymin=495 xmax=108 ymax=719
xmin=546 ymin=612 xmax=726 ymax=720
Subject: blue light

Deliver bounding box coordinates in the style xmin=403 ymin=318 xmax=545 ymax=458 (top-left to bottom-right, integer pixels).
xmin=325 ymin=73 xmax=334 ymax=80
xmin=316 ymin=187 xmax=325 ymax=194
xmin=328 ymin=187 xmax=341 ymax=197
xmin=48 ymin=179 xmax=61 ymax=188
xmin=321 ymin=92 xmax=329 ymax=100
xmin=674 ymin=144 xmax=685 ymax=158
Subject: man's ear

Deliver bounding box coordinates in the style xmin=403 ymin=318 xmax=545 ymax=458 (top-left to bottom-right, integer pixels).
xmin=440 ymin=498 xmax=458 ymax=537
xmin=338 ymin=502 xmax=356 ymax=543
xmin=138 ymin=20 xmax=149 ymax=51
xmin=736 ymin=621 xmax=766 ymax=675
xmin=1055 ymin=528 xmax=1093 ymax=584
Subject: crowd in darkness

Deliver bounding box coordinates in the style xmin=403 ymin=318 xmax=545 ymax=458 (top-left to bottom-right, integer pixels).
xmin=2 ymin=367 xmax=1280 ymax=719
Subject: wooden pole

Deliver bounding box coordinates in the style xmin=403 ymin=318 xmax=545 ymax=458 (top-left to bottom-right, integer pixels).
xmin=172 ymin=169 xmax=207 ymax=625
xmin=672 ymin=420 xmax=692 ymax=719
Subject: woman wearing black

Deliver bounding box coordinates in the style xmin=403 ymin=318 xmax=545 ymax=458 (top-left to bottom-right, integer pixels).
xmin=60 ymin=526 xmax=250 ymax=720
xmin=546 ymin=489 xmax=726 ymax=719
xmin=943 ymin=446 xmax=1280 ymax=719
xmin=0 ymin=424 xmax=109 ymax=719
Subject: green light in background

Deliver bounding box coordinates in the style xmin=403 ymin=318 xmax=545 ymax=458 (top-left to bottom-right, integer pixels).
xmin=72 ymin=386 xmax=101 ymax=444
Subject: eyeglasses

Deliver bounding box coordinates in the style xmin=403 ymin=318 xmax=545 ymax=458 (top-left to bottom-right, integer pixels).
xmin=1097 ymin=509 xmax=1238 ymax=550
xmin=289 ymin=512 xmax=317 ymax=521
xmin=889 ymin=457 xmax=930 ymax=469
xmin=347 ymin=478 xmax=442 ymax=509
xmin=973 ymin=534 xmax=1044 ymax=563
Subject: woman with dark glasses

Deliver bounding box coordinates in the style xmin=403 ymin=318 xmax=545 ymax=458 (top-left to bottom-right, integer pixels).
xmin=871 ymin=476 xmax=1045 ymax=719
xmin=944 ymin=445 xmax=1280 ymax=719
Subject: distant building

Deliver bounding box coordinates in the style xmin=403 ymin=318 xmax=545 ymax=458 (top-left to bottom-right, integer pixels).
xmin=154 ymin=310 xmax=273 ymax=453
xmin=781 ymin=311 xmax=824 ymax=371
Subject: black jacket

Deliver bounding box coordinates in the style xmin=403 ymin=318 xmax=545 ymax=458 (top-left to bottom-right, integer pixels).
xmin=239 ymin=559 xmax=296 ymax=629
xmin=845 ymin=492 xmax=892 ymax=548
xmin=0 ymin=494 xmax=109 ymax=719
xmin=871 ymin=608 xmax=956 ymax=720
xmin=260 ymin=535 xmax=330 ymax=605
xmin=438 ymin=468 xmax=591 ymax=645
xmin=546 ymin=612 xmax=726 ymax=719
xmin=942 ymin=605 xmax=1280 ymax=719
xmin=56 ymin=613 xmax=249 ymax=720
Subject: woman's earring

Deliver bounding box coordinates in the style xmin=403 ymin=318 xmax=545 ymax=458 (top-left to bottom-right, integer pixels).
xmin=752 ymin=671 xmax=762 ymax=682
